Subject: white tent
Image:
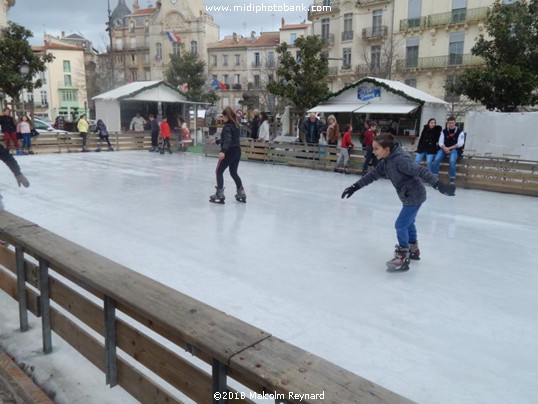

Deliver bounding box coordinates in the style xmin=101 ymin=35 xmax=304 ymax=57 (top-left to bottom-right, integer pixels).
xmin=308 ymin=77 xmax=448 ymax=135
xmin=92 ymin=81 xmax=202 ymax=132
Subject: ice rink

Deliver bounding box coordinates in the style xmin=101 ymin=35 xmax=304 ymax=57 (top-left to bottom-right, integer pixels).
xmin=0 ymin=151 xmax=537 ymax=404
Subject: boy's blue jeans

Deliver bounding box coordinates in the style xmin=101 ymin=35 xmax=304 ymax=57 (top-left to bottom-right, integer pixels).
xmin=433 ymin=149 xmax=459 ymax=179
xmin=395 ymin=205 xmax=421 ymax=248
xmin=414 ymin=152 xmax=435 ymax=172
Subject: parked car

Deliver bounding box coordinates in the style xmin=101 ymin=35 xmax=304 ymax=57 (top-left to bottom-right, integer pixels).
xmin=33 ymin=118 xmax=69 ymax=135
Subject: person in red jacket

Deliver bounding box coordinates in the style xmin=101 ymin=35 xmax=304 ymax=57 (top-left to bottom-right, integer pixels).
xmin=159 ymin=117 xmax=172 ymax=154
xmin=334 ymin=124 xmax=354 ymax=174
xmin=362 ymin=120 xmax=379 ymax=175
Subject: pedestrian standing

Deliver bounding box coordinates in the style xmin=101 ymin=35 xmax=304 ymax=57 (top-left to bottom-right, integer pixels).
xmin=0 ymin=108 xmax=22 ymax=155
xmin=78 ymin=114 xmax=90 ymax=152
xmin=148 ymin=114 xmax=160 ymax=152
xmin=16 ymin=115 xmax=34 ymax=155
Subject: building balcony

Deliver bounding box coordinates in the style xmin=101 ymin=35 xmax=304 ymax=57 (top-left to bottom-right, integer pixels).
xmin=355 ymin=64 xmax=388 ymax=77
xmin=426 ymin=7 xmax=488 ymax=28
xmin=319 ymin=33 xmax=335 ymax=47
xmin=308 ymin=0 xmax=339 ymax=20
xmin=362 ymin=26 xmax=388 ymax=40
xmin=355 ymin=0 xmax=391 ymax=7
xmin=327 ymin=66 xmax=338 ymax=76
xmin=395 ymin=54 xmax=485 ymax=71
xmin=341 ymin=30 xmax=354 ymax=41
xmin=399 ymin=17 xmax=427 ymax=32
xmin=57 ymin=81 xmax=77 ymax=89
xmin=251 ymin=61 xmax=262 ymax=68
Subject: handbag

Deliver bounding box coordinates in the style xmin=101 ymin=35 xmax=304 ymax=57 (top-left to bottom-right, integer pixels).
xmin=31 ymin=128 xmax=40 ymax=137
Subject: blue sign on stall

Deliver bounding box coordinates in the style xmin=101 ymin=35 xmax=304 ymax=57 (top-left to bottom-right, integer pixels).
xmin=357 ymin=87 xmax=381 ymax=101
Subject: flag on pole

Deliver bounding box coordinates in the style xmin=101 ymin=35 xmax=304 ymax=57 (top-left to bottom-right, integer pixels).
xmin=166 ymin=32 xmax=181 ymax=43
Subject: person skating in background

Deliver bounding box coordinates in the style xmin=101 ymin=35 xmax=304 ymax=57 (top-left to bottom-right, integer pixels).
xmin=258 ymin=112 xmax=270 ymax=141
xmin=94 ymin=119 xmax=114 ymax=152
xmin=77 ymin=114 xmax=90 ymax=152
xmin=0 ymin=108 xmax=22 ymax=155
xmin=432 ymin=116 xmax=466 ymax=184
xmin=16 ymin=115 xmax=34 ymax=155
xmin=159 ymin=117 xmax=172 ymax=154
xmin=341 ymin=133 xmax=455 ymax=272
xmin=148 ymin=114 xmax=160 ymax=152
xmin=325 ymin=115 xmax=340 ymax=146
xmin=0 ymin=142 xmax=30 ymax=207
xmin=361 ymin=120 xmax=379 ymax=176
xmin=178 ymin=117 xmax=192 ymax=151
xmin=334 ymin=124 xmax=354 ymax=174
xmin=415 ymin=118 xmax=442 ymax=172
xmin=249 ymin=109 xmax=260 ymax=140
xmin=210 ymin=106 xmax=246 ymax=204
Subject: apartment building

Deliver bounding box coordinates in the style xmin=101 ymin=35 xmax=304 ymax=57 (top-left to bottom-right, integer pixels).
xmin=108 ymin=0 xmax=218 ymax=85
xmin=308 ymin=0 xmax=497 ymax=103
xmin=208 ymin=21 xmax=311 ymax=112
xmin=30 ymin=35 xmax=88 ymax=120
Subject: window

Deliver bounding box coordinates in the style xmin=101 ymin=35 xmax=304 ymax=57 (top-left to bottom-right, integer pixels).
xmin=212 ymin=55 xmax=217 ymax=66
xmin=371 ymin=45 xmax=381 ymax=71
xmin=445 ymin=74 xmax=461 ymax=102
xmin=40 ymin=91 xmax=48 ymax=106
xmin=172 ymin=42 xmax=181 ymax=56
xmin=267 ymin=51 xmax=275 ymax=67
xmin=321 ymin=18 xmax=330 ymax=39
xmin=130 ymin=53 xmax=136 ymax=64
xmin=130 ymin=21 xmax=135 ymax=33
xmin=63 ymin=60 xmax=71 ymax=73
xmin=342 ymin=48 xmax=351 ymax=68
xmin=145 ymin=36 xmax=150 ymax=48
xmin=223 ymin=54 xmax=228 ymax=66
xmin=156 ymin=43 xmax=162 ymax=60
xmin=343 ymin=13 xmax=353 ymax=40
xmin=405 ymin=37 xmax=419 ymax=68
xmin=407 ymin=0 xmax=422 ymax=28
xmin=144 ymin=69 xmax=151 ymax=80
xmin=191 ymin=40 xmax=198 ymax=54
xmin=39 ymin=71 xmax=47 ymax=84
xmin=323 ymin=0 xmax=331 ymax=6
xmin=144 ymin=53 xmax=150 ymax=63
xmin=116 ymin=53 xmax=124 ymax=63
xmin=235 ymin=54 xmax=240 ymax=65
xmin=115 ymin=38 xmax=123 ymax=50
xmin=290 ymin=33 xmax=297 ymax=44
xmin=61 ymin=90 xmax=77 ymax=102
xmin=404 ymin=78 xmax=417 ymax=88
xmin=64 ymin=75 xmax=72 ymax=86
xmin=372 ymin=9 xmax=383 ymax=36
xmin=223 ymin=74 xmax=229 ymax=84
xmin=254 ymin=75 xmax=260 ymax=88
xmin=211 ymin=74 xmax=217 ymax=81
xmin=452 ymin=0 xmax=467 ymax=23
xmin=448 ymin=32 xmax=464 ymax=65
xmin=254 ymin=52 xmax=260 ymax=67
xmin=235 ymin=74 xmax=240 ymax=84
xmin=130 ymin=70 xmax=137 ymax=81
xmin=145 ymin=20 xmax=149 ymax=33
xmin=130 ymin=37 xmax=136 ymax=49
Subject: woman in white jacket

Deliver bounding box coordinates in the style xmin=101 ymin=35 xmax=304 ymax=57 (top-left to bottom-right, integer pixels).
xmin=258 ymin=112 xmax=270 ymax=141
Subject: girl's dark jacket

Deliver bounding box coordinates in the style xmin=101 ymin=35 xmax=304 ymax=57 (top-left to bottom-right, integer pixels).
xmin=96 ymin=120 xmax=109 ymax=138
xmin=353 ymin=143 xmax=439 ymax=206
xmin=416 ymin=124 xmax=442 ymax=154
xmin=218 ymin=122 xmax=241 ymax=152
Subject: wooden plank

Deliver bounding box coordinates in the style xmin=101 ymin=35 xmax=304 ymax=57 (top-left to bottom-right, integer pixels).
xmin=50 ymin=309 xmax=181 ymax=404
xmin=0 ymin=211 xmax=270 ymax=365
xmin=48 ymin=276 xmax=253 ymax=403
xmin=229 ymin=336 xmax=415 ymax=404
xmin=0 ymin=268 xmax=40 ymax=316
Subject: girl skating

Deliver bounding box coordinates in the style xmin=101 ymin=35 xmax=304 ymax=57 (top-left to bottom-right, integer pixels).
xmin=341 ymin=133 xmax=455 ymax=271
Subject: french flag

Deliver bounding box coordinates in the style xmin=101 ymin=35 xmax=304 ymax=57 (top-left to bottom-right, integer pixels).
xmin=166 ymin=32 xmax=181 ymax=43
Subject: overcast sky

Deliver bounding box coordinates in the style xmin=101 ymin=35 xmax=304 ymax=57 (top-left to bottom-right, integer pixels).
xmin=9 ymin=0 xmax=310 ymax=51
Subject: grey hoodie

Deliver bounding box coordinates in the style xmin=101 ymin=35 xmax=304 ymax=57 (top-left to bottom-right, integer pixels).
xmin=354 ymin=143 xmax=439 ymax=205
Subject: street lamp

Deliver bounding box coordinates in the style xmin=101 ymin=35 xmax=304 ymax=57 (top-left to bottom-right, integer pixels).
xmin=19 ymin=63 xmax=31 ymax=117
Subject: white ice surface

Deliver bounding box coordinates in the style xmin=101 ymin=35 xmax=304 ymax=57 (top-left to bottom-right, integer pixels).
xmin=0 ymin=151 xmax=537 ymax=404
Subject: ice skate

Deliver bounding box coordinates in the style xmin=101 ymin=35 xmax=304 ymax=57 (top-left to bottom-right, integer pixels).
xmin=409 ymin=242 xmax=420 ymax=260
xmin=235 ymin=187 xmax=246 ymax=203
xmin=209 ymin=187 xmax=225 ymax=204
xmin=386 ymin=245 xmax=410 ymax=272
xmin=108 ymin=145 xmax=114 ymax=151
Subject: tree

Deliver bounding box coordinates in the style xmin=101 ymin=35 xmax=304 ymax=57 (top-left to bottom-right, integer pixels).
xmin=0 ymin=22 xmax=53 ymax=108
xmin=164 ymin=43 xmax=218 ymax=104
xmin=453 ymin=0 xmax=538 ymax=111
xmin=267 ymin=35 xmax=330 ymax=137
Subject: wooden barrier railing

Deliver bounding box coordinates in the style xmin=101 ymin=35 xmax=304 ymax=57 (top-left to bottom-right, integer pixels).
xmin=0 ymin=211 xmax=413 ymax=404
xmin=204 ymin=140 xmax=538 ymax=197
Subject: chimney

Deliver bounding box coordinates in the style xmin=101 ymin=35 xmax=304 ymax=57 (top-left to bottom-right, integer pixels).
xmin=133 ymin=1 xmax=139 ymax=11
xmin=232 ymin=32 xmax=237 ymax=42
xmin=61 ymin=31 xmax=65 ymax=38
xmin=251 ymin=31 xmax=256 ymax=39
xmin=281 ymin=18 xmax=285 ymax=28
